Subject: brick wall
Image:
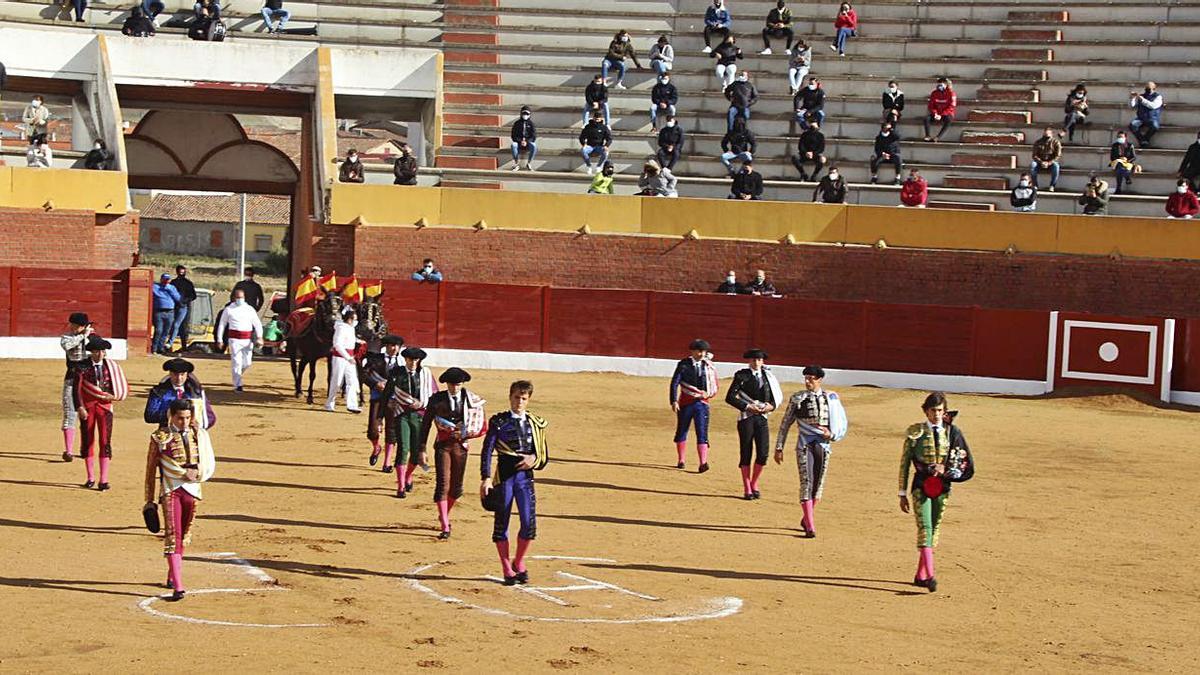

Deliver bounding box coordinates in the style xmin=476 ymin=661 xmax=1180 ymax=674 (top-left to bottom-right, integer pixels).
xmin=340 ymin=226 xmax=1200 ymax=318
xmin=312 ymin=221 xmax=355 ymax=276
xmin=0 ymin=207 xmax=137 ymax=269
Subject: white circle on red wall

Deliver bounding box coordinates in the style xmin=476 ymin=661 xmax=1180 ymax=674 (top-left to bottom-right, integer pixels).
xmin=1098 ymin=341 xmax=1120 ymax=363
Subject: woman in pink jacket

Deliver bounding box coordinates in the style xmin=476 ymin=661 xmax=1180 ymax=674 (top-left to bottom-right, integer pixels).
xmin=831 ymin=3 xmax=857 ymax=56
xmin=1166 ymin=180 xmax=1200 ymax=219
xmin=923 ymin=77 xmax=957 ymax=142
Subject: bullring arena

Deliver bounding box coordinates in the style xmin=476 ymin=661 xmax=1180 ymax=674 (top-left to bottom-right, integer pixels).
xmin=3 ymin=0 xmax=1200 ymax=671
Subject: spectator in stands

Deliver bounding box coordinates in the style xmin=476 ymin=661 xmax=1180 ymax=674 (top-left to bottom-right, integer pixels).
xmin=869 ymin=122 xmax=902 ymax=185
xmin=393 ymin=143 xmax=418 ymax=185
xmin=656 ymin=115 xmax=683 ymax=170
xmin=152 ymin=273 xmax=182 ymax=355
xmin=831 ymin=2 xmax=857 ymax=56
xmin=601 ymin=30 xmax=641 ymax=90
xmin=232 ymin=267 xmax=264 ymax=311
xmin=746 ymin=270 xmax=776 ymax=295
xmin=22 ymin=95 xmax=50 ymax=144
xmin=583 ymin=74 xmax=610 ymax=128
xmin=1078 ymin=175 xmax=1109 ymax=216
xmin=580 ymin=111 xmax=612 ymax=175
xmin=187 ymin=5 xmax=225 ymax=41
xmin=899 ymin=168 xmax=927 ymax=208
xmin=412 ymin=259 xmax=443 ymax=283
xmin=725 ymin=72 xmax=758 ymax=131
xmin=794 ymin=77 xmax=826 ymax=130
xmin=922 ymin=77 xmax=956 ymax=142
xmin=787 ymin=40 xmax=812 ymax=95
xmin=702 ymin=0 xmax=732 ymax=54
xmin=121 ymin=5 xmax=155 ymax=36
xmin=26 ymin=137 xmax=52 ymax=169
xmin=70 ymin=0 xmax=86 ymax=22
xmin=761 ymin=1 xmax=794 ymax=55
xmin=720 ymin=118 xmax=756 ymax=174
xmin=172 ymin=265 xmax=198 ymax=352
xmin=339 ymin=148 xmax=365 ymax=183
xmin=510 ymin=105 xmax=537 ymax=171
xmin=589 ymin=162 xmax=616 ymax=194
xmin=1062 ymin=83 xmax=1089 ymax=143
xmin=716 ymin=270 xmax=744 ymax=294
xmin=1180 ymin=131 xmax=1200 ymax=191
xmin=729 ymin=160 xmax=764 ymax=200
xmin=1166 ymin=179 xmax=1200 ymax=219
xmin=1010 ymin=173 xmax=1037 ymax=212
xmin=1128 ymin=81 xmax=1163 ymax=148
xmin=1108 ymin=131 xmax=1137 ymax=195
xmin=882 ymin=80 xmax=904 ymax=124
xmin=261 ymin=0 xmax=290 ymax=34
xmin=1030 ymin=126 xmax=1062 ymax=192
xmin=84 ymin=139 xmax=113 ymax=170
xmin=650 ymin=35 xmax=674 ymax=77
xmin=638 ymin=159 xmax=678 ymax=198
xmin=792 ymin=121 xmax=827 ymax=182
xmin=813 ymin=167 xmax=847 ymax=204
xmin=194 ymin=0 xmax=220 ymax=19
xmin=712 ymin=35 xmax=743 ymax=88
xmin=141 ymin=0 xmax=165 ymax=21
xmin=650 ymin=75 xmax=678 ymax=132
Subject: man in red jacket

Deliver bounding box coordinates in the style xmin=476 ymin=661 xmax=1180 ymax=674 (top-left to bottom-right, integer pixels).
xmin=1166 ymin=180 xmax=1200 ymax=219
xmin=923 ymin=78 xmax=956 ymax=142
xmin=899 ymin=168 xmax=928 ymax=208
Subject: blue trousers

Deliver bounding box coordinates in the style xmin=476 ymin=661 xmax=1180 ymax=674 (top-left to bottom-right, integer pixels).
xmin=170 ymin=303 xmax=190 ymax=348
xmin=727 ymin=105 xmax=750 ymax=131
xmin=511 ymin=141 xmax=537 ymax=162
xmin=492 ymin=470 xmax=536 ymax=542
xmin=153 ymin=309 xmax=175 ymax=352
xmin=674 ymin=401 xmax=710 ymax=444
xmin=601 ymin=58 xmax=626 ymax=83
xmin=1030 ymin=160 xmax=1060 ymax=188
xmin=834 ymin=27 xmax=853 ymax=54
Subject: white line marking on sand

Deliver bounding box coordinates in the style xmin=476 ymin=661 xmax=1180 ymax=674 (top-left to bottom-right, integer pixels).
xmin=138 ymin=588 xmax=328 ymax=628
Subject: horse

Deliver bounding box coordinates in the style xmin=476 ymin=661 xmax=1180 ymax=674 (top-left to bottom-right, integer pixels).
xmin=285 ymin=293 xmax=344 ymax=404
xmin=353 ymin=296 xmax=389 ymax=400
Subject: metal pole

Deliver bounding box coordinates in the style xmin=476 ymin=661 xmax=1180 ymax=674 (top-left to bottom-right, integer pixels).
xmin=238 ymin=193 xmax=247 ymax=279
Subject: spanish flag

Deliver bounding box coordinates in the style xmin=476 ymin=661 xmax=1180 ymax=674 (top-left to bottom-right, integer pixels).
xmin=294 ymin=276 xmax=319 ymax=305
xmin=319 ymin=271 xmax=338 ymax=292
xmin=364 ymin=280 xmax=384 ymax=299
xmin=342 ymin=275 xmax=362 ymax=303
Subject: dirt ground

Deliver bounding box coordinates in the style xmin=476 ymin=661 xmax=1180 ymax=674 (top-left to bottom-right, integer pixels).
xmin=1 ymin=355 xmax=1198 ymax=673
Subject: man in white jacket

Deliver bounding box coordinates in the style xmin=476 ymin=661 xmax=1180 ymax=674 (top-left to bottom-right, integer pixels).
xmin=215 ymin=289 xmax=263 ymax=392
xmin=326 ymin=307 xmax=362 ymax=413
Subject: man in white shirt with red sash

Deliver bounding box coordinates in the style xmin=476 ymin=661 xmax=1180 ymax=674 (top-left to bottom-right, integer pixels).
xmin=325 ymin=307 xmax=362 ymax=413
xmin=669 ymin=339 xmax=719 ymax=472
xmin=75 ymin=337 xmax=129 ymax=490
xmin=215 ymin=289 xmax=263 ymax=392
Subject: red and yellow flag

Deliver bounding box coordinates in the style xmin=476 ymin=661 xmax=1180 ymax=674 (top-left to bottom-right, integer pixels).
xmin=319 ymin=271 xmax=338 ymax=292
xmin=342 ymin=275 xmax=362 ymax=304
xmin=293 ymin=276 xmax=318 ymax=305
xmin=364 ymin=280 xmax=384 ymax=299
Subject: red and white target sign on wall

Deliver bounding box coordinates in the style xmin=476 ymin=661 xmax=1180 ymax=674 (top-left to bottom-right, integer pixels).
xmin=1049 ymin=312 xmax=1175 ymax=401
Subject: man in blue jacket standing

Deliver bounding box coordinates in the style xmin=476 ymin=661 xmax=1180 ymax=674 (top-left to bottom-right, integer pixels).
xmin=152 ymin=273 xmax=182 ymax=355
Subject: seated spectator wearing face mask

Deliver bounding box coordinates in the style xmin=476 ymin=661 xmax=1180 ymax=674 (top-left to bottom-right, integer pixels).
xmin=1109 ymin=132 xmax=1137 ymax=195
xmin=831 ymin=2 xmax=857 ymax=56
xmin=511 ymin=106 xmax=537 ymax=171
xmin=720 ymin=118 xmax=756 ymax=174
xmin=813 ymin=167 xmax=847 ymax=204
xmin=579 ymin=112 xmax=612 ymax=175
xmin=650 ymin=75 xmax=678 ymax=132
xmin=716 ymin=270 xmax=745 ymax=294
xmin=638 ymin=159 xmax=678 ymax=198
xmin=1030 ymin=126 xmax=1062 ymax=192
xmin=923 ymin=77 xmax=956 ymax=142
xmin=583 ymin=74 xmax=610 ymax=128
xmin=1128 ymin=81 xmax=1164 ymax=149
xmin=882 ymin=81 xmax=904 ymax=124
xmin=794 ymin=77 xmax=826 ymax=130
xmin=1062 ymin=83 xmax=1089 ymax=143
xmin=792 ymin=121 xmax=826 ymax=182
xmin=746 ymin=270 xmax=776 ymax=295
xmin=760 ymin=1 xmax=794 ymax=55
xmin=724 ymin=71 xmax=758 ymax=132
xmin=1166 ymin=180 xmax=1200 ymax=220
xmin=898 ymin=168 xmax=927 ymax=208
xmin=728 ymin=160 xmax=764 ymax=201
xmin=601 ymin=30 xmax=641 ymax=90
xmin=649 ymin=35 xmax=674 ymax=77
xmin=1078 ymin=176 xmax=1110 ymax=216
xmin=702 ymin=0 xmax=732 ymax=54
xmin=869 ymin=122 xmax=903 ymax=185
xmin=23 ymin=95 xmax=51 ymax=143
xmin=589 ymin=162 xmax=617 ymax=195
xmin=84 ymin=140 xmax=113 ymax=170
xmin=187 ymin=5 xmax=227 ymax=41
xmin=656 ymin=116 xmax=684 ymax=170
xmin=1010 ymin=173 xmax=1038 ymax=212
xmin=787 ymin=40 xmax=812 ymax=95
xmin=121 ymin=5 xmax=156 ymax=37
xmin=712 ymin=35 xmax=743 ymax=88
xmin=412 ymin=259 xmax=443 ymax=283
xmin=26 ymin=137 xmax=52 ymax=169
xmin=393 ymin=143 xmax=418 ymax=186
xmin=339 ymin=149 xmax=365 ymax=183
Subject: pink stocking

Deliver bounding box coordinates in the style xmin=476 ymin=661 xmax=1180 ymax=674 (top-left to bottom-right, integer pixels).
xmin=513 ymin=538 xmax=532 ymax=573
xmin=750 ymin=464 xmax=764 ymax=492
xmin=436 ymin=500 xmax=450 ymax=532
xmin=697 ymin=443 xmax=710 ymax=464
xmin=405 ymin=462 xmax=418 ymax=486
xmin=921 ymin=546 xmax=936 ymax=578
xmin=383 ymin=443 xmax=394 ymax=467
xmin=84 ymin=455 xmax=95 ymax=483
xmin=495 ymin=541 xmax=514 ymax=577
xmin=675 ymin=441 xmax=687 ymax=464
xmin=62 ymin=428 xmax=75 ymax=457
xmin=99 ymin=456 xmax=110 ymax=484
xmin=395 ymin=463 xmax=408 ymax=488
xmin=167 ymin=553 xmax=183 ymax=591
xmin=739 ymin=466 xmax=751 ymax=494
xmin=915 ymin=548 xmax=929 ymax=580
xmin=801 ymin=500 xmax=815 ymax=530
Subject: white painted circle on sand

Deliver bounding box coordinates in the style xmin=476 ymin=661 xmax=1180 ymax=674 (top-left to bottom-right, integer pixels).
xmin=138 ymin=587 xmax=329 ymax=628
xmin=1098 ymin=342 xmax=1119 ymax=363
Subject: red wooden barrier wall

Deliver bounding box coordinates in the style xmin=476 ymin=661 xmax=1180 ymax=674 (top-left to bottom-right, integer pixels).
xmin=0 ymin=267 xmax=130 ymax=338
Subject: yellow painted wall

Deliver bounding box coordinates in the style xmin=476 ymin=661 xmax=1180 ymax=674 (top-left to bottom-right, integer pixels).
xmin=327 ymin=184 xmax=1200 ymax=261
xmin=0 ymin=167 xmax=128 ymax=215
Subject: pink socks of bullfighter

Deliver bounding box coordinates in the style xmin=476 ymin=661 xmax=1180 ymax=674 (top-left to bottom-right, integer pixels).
xmin=62 ymin=428 xmax=75 ymax=458
xmin=750 ymin=465 xmax=764 ymax=493
xmin=801 ymin=500 xmax=815 ymax=532
xmin=740 ymin=466 xmax=752 ymax=494
xmin=167 ymin=553 xmax=183 ymax=591
xmin=697 ymin=443 xmax=710 ymax=465
xmin=99 ymin=456 xmax=110 ymax=484
xmin=513 ymin=538 xmax=531 ymax=574
xmin=84 ymin=456 xmax=95 ymax=484
xmin=383 ymin=443 xmax=394 ymax=467
xmin=436 ymin=500 xmax=450 ymax=533
xmin=496 ymin=541 xmax=514 ymax=577
xmin=675 ymin=441 xmax=687 ymax=465
xmin=918 ymin=546 xmax=936 ymax=579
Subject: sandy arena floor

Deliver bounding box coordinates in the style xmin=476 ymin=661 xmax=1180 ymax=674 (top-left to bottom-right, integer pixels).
xmin=0 ymin=355 xmax=1197 ymax=673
